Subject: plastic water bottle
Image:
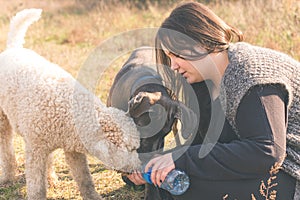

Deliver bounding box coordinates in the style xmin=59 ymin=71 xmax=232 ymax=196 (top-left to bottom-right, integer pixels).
xmin=142 ymin=167 xmax=190 ymax=195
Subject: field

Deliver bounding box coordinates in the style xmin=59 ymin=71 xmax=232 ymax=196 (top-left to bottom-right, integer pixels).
xmin=0 ymin=0 xmax=299 ymax=199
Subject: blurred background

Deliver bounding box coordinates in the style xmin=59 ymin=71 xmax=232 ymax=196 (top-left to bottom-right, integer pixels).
xmin=0 ymin=0 xmax=299 ymax=199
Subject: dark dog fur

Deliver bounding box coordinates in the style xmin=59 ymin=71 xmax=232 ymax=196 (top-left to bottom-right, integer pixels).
xmin=107 ymin=47 xmax=177 ymax=156
xmin=107 ymin=47 xmax=196 ymax=200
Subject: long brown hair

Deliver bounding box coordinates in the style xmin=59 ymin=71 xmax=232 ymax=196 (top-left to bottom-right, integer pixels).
xmin=156 ymin=1 xmax=243 ymax=67
xmin=155 ymin=1 xmax=243 ymax=100
xmin=154 ymin=2 xmax=244 ymax=131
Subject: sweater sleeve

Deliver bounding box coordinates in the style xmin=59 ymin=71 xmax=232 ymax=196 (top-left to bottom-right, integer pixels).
xmin=173 ymin=84 xmax=288 ymax=180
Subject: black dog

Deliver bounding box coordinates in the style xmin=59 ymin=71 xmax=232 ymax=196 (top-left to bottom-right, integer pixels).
xmin=107 ymin=47 xmax=196 ymax=200
xmin=108 ymin=47 xmax=176 ymax=155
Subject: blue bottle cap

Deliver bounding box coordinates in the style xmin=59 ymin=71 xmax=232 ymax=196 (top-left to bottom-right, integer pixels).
xmin=142 ymin=167 xmax=152 ymax=184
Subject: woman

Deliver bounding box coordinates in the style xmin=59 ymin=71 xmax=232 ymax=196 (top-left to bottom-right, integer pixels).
xmin=127 ymin=2 xmax=300 ymax=199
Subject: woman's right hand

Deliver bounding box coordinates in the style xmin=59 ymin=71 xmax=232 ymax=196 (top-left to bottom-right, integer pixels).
xmin=126 ymin=170 xmax=147 ymax=185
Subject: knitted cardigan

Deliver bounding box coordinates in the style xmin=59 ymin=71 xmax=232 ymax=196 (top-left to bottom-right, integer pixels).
xmin=219 ymin=42 xmax=300 ymax=197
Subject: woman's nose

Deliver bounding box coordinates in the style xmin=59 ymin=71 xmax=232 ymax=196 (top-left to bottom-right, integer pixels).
xmin=170 ymin=57 xmax=179 ymax=71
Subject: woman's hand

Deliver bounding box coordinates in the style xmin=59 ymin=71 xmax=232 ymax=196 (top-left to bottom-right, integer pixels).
xmin=145 ymin=153 xmax=175 ymax=187
xmin=126 ymin=170 xmax=147 ymax=185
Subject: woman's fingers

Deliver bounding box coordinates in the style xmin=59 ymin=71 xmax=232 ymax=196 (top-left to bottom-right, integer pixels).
xmin=127 ymin=171 xmax=146 ymax=185
xmin=145 ymin=153 xmax=175 ymax=187
xmin=152 ymin=159 xmax=165 ymax=186
xmin=159 ymin=163 xmax=173 ymax=187
xmin=153 ymin=159 xmax=175 ymax=187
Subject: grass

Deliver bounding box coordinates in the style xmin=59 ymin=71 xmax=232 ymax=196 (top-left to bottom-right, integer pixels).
xmin=0 ymin=0 xmax=299 ymax=199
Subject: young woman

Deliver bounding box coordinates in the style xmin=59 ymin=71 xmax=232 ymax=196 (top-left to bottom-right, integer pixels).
xmin=127 ymin=2 xmax=300 ymax=199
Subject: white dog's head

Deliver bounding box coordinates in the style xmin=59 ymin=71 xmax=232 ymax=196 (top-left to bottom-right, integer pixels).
xmin=93 ymin=106 xmax=141 ymax=172
xmin=71 ymin=87 xmax=141 ymax=172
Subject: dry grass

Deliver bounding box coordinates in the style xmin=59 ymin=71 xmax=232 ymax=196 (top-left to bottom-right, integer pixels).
xmin=0 ymin=0 xmax=299 ymax=199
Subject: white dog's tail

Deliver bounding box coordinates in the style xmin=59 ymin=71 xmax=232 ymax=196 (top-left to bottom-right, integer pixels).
xmin=6 ymin=8 xmax=42 ymax=49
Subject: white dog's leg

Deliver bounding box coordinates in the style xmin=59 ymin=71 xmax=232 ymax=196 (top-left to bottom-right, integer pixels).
xmin=0 ymin=109 xmax=17 ymax=184
xmin=25 ymin=145 xmax=48 ymax=200
xmin=46 ymin=152 xmax=58 ymax=188
xmin=64 ymin=151 xmax=102 ymax=200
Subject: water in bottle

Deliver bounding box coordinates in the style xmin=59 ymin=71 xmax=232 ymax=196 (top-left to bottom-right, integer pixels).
xmin=142 ymin=167 xmax=190 ymax=195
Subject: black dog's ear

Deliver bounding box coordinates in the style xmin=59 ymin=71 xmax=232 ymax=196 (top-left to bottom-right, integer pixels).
xmin=156 ymin=96 xmax=198 ymax=140
xmin=133 ymin=112 xmax=151 ymax=127
xmin=174 ymin=102 xmax=198 ymax=140
xmin=128 ymin=91 xmax=198 ymax=140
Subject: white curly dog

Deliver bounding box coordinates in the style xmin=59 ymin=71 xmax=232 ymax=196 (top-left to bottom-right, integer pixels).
xmin=0 ymin=9 xmax=141 ymax=200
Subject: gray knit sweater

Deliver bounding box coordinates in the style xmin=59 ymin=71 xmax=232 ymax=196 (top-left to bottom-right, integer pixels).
xmin=219 ymin=42 xmax=300 ymax=194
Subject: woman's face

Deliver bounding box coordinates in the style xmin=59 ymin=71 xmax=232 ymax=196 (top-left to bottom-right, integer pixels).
xmin=162 ymin=45 xmax=212 ymax=84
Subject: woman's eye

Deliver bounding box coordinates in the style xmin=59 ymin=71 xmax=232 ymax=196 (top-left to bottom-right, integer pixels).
xmin=164 ymin=50 xmax=184 ymax=59
xmin=170 ymin=52 xmax=181 ymax=58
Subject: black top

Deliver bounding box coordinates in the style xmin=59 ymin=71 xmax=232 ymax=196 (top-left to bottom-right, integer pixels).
xmin=171 ymin=82 xmax=296 ymax=199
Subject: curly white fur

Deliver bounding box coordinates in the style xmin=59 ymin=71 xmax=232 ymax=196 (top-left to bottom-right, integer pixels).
xmin=0 ymin=9 xmax=140 ymax=200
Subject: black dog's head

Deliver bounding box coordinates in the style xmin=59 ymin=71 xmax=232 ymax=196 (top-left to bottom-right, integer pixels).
xmin=128 ymin=84 xmax=176 ymax=155
xmin=107 ymin=47 xmax=197 ymax=162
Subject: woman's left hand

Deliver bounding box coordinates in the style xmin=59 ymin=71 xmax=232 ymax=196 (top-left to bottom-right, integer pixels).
xmin=126 ymin=170 xmax=147 ymax=185
xmin=144 ymin=152 xmax=175 ymax=187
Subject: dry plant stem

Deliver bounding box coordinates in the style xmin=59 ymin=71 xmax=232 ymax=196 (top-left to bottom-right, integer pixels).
xmin=259 ymin=163 xmax=281 ymax=200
